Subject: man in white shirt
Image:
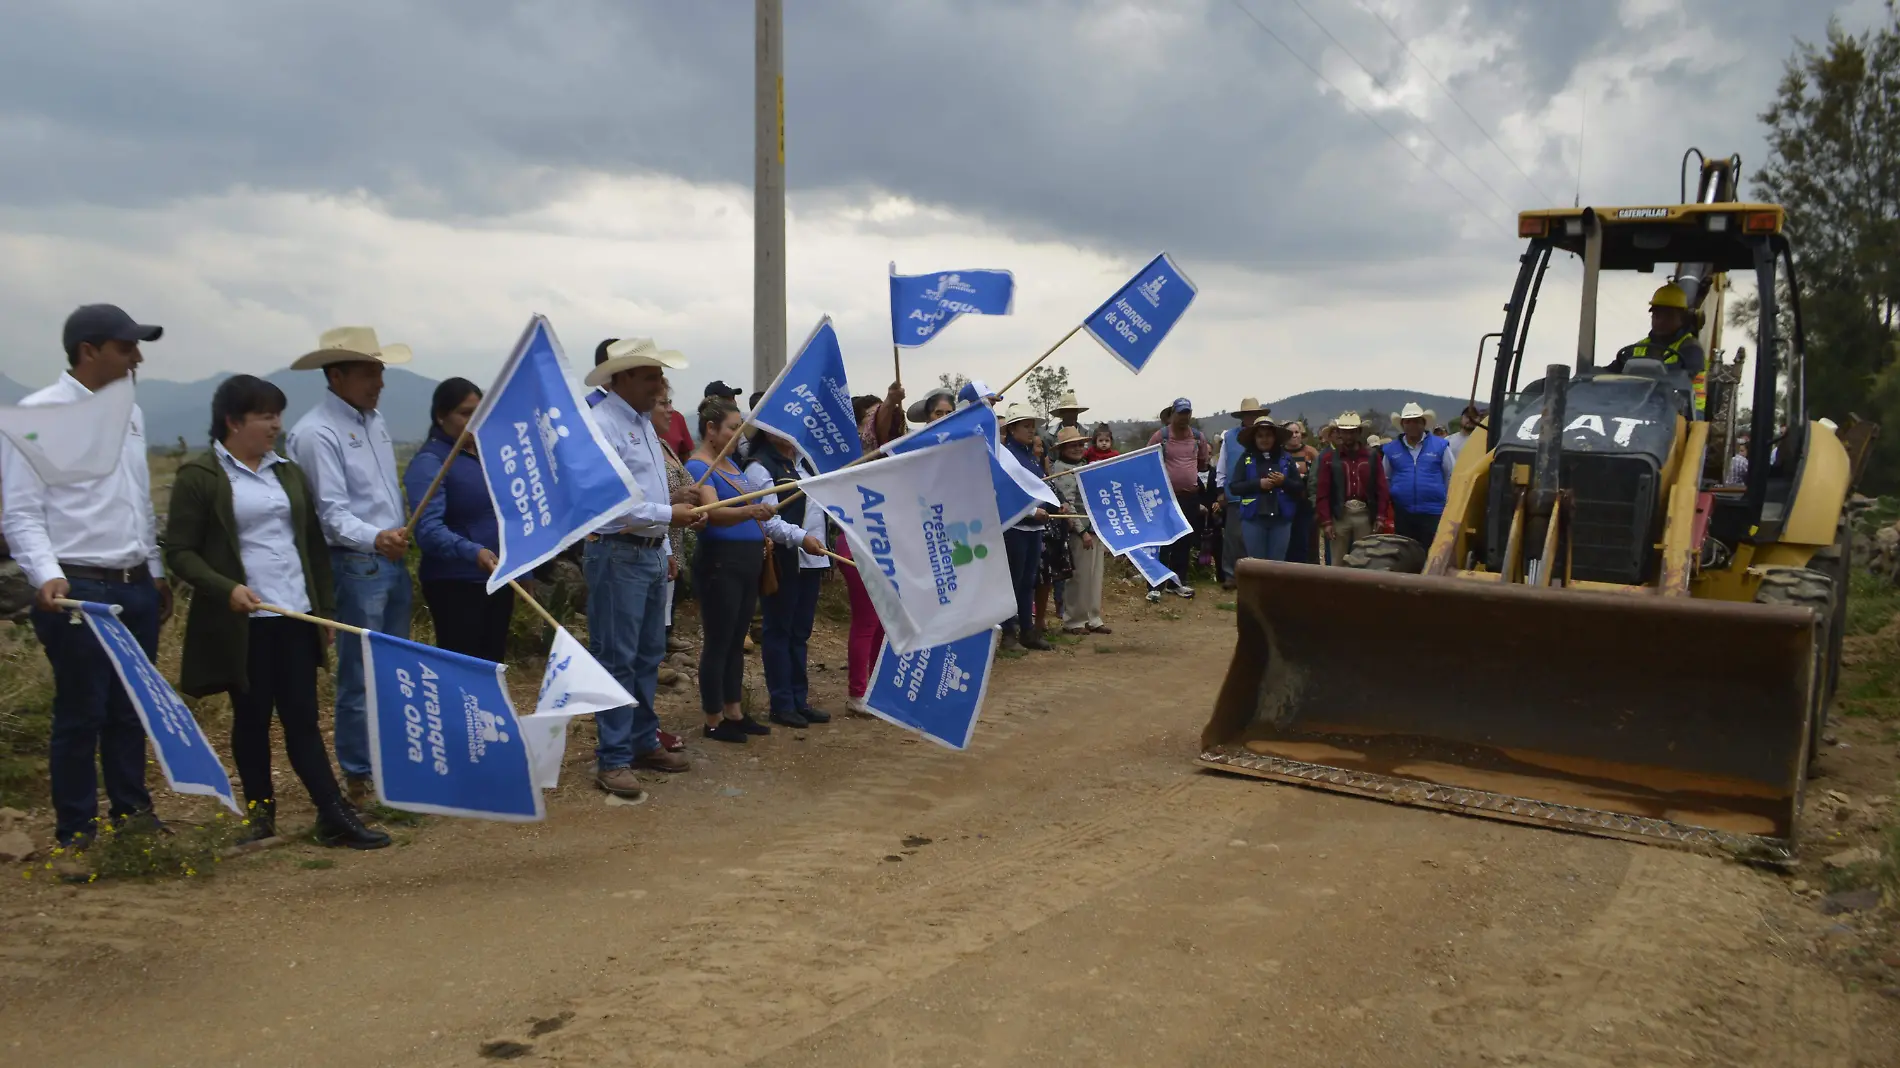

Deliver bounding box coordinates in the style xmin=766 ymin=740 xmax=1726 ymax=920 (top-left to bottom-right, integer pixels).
xmin=284 ymin=327 xmax=413 ymax=801
xmin=583 ymin=338 xmax=705 ymax=796
xmin=1 ymin=304 xmax=171 ymax=849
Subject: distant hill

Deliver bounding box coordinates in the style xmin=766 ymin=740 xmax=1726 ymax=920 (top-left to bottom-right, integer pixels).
xmin=1096 ymin=387 xmax=1471 ymax=446
xmin=134 ymin=368 xmax=442 ymax=450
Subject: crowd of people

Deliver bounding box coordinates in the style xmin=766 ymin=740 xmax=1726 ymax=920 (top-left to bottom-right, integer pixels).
xmin=0 ymin=301 xmax=1476 ymax=856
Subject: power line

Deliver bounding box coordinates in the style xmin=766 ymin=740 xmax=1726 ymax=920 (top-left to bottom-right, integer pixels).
xmin=1219 ymin=0 xmax=1510 ymax=234
xmin=1278 ymin=0 xmax=1519 ymax=218
xmin=1352 ymin=0 xmax=1562 ymax=205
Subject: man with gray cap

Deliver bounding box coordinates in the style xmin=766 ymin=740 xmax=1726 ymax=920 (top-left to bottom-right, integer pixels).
xmin=2 ymin=304 xmax=171 ymax=849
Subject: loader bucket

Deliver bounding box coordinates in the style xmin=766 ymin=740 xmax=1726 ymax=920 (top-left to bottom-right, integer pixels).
xmin=1200 ymin=561 xmax=1817 ymax=861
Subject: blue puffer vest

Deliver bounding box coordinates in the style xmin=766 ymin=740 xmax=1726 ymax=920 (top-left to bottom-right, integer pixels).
xmin=1382 ymin=434 xmax=1450 ymax=515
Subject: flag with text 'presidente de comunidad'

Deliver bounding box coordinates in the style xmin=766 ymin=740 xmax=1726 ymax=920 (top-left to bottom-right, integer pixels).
xmin=1082 ymin=253 xmax=1198 ymax=374
xmin=882 ymin=401 xmax=1056 ymax=528
xmin=865 ymin=627 xmax=999 ymax=750
xmin=890 ymin=265 xmax=1015 ymax=348
xmin=747 ymin=317 xmax=863 ymax=475
xmin=78 ymin=601 xmax=241 ymax=815
xmin=1069 ymin=444 xmax=1192 ymax=556
xmin=363 ymin=631 xmax=542 ymax=821
xmin=469 ymin=315 xmax=640 ymax=593
xmin=0 ymin=376 xmax=137 ymax=487
xmin=519 ymin=626 xmax=638 ymax=789
xmin=799 ymin=434 xmax=1016 ymax=655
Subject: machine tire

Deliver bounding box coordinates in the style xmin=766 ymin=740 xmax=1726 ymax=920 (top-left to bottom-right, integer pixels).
xmin=1341 ymin=534 xmax=1427 ymax=574
xmin=1754 ymin=566 xmax=1836 ymax=774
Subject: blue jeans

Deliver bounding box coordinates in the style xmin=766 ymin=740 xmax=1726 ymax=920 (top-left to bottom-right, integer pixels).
xmin=761 ymin=556 xmax=822 ymax=714
xmin=329 ymin=549 xmax=413 ymax=779
xmin=1242 ymin=515 xmax=1294 ymax=562
xmin=1002 ymin=526 xmax=1042 ymax=635
xmin=32 ymin=575 xmax=160 ymax=846
xmin=584 ymin=537 xmax=666 ymax=767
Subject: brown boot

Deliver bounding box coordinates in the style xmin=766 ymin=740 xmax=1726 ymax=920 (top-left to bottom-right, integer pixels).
xmin=345 ymin=775 xmax=374 ymax=807
xmin=595 ymin=767 xmax=649 ymax=799
xmin=633 ymin=748 xmax=690 ymax=773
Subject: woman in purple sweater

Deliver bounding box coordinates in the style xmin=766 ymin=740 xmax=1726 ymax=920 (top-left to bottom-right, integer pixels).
xmin=403 ymin=378 xmax=512 ymax=661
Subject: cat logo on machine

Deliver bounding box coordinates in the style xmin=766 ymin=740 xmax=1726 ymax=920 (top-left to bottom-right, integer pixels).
xmin=1616 ymin=207 xmax=1670 ymax=219
xmin=1517 ymin=413 xmax=1653 ymax=447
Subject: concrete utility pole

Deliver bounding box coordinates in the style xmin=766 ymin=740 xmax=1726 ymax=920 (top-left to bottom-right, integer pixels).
xmin=753 ymin=0 xmax=787 ymax=388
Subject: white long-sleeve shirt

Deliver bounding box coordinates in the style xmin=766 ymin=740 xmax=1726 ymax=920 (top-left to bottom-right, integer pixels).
xmin=0 ymin=372 xmax=161 ymax=589
xmin=215 ymin=442 xmax=310 ymax=616
xmin=589 ymin=392 xmax=675 ymax=549
xmin=743 ymin=459 xmax=825 ymax=567
xmin=285 ymin=390 xmax=403 ymax=553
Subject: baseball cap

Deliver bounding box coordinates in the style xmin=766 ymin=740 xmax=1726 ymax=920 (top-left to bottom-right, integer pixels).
xmin=1171 ymin=397 xmax=1192 ymax=414
xmin=63 ymin=304 xmax=162 ymax=360
xmin=704 ymin=380 xmax=743 ymax=400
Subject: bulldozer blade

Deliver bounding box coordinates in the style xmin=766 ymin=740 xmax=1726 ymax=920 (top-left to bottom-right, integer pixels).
xmin=1200 ymin=560 xmax=1816 ymax=861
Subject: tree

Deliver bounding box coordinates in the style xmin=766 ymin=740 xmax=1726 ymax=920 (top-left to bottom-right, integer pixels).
xmin=936 ymin=371 xmax=969 ymax=393
xmin=1024 ymin=364 xmax=1072 ymax=421
xmin=1754 ymin=7 xmax=1900 ymax=489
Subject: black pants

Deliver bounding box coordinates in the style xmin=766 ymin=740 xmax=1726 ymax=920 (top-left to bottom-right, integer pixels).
xmin=422 ymin=579 xmax=516 ymax=662
xmin=694 ymin=538 xmax=762 ymax=715
xmin=1393 ymin=508 xmax=1441 ymax=547
xmin=1002 ymin=526 xmax=1042 ymax=634
xmin=229 ymin=616 xmax=341 ymax=808
xmin=1159 ymin=488 xmax=1203 ymax=583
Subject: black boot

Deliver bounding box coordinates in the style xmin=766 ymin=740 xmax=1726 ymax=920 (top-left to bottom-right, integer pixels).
xmin=241 ymin=798 xmax=277 ymax=843
xmin=314 ymin=799 xmax=392 ymax=850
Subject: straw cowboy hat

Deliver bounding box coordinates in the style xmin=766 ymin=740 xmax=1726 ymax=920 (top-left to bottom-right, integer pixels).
xmin=291 ymin=326 xmax=415 ymax=371
xmin=1390 ymin=402 xmax=1434 ymax=424
xmin=905 ymin=386 xmax=957 ymax=423
xmin=1235 ymin=395 xmax=1269 ymax=419
xmin=1054 ymin=425 xmax=1089 ymax=447
xmin=584 ymin=336 xmax=687 ymax=388
xmin=1334 ymin=411 xmax=1363 ymax=430
xmin=999 ymin=402 xmax=1039 ymax=428
xmin=1242 ymin=413 xmax=1288 ymax=444
xmin=1051 ymin=392 xmax=1089 ymax=415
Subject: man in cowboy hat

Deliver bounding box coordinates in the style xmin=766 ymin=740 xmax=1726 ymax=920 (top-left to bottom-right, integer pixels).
xmin=1212 ymin=396 xmax=1268 ymax=588
xmin=1040 ymin=391 xmax=1089 ymax=451
xmin=581 ymin=338 xmax=705 ymax=793
xmin=285 ymin=326 xmax=416 ymax=800
xmin=2 ymin=303 xmax=172 ymax=850
xmin=1315 ymin=411 xmax=1392 ymax=564
xmin=1380 ymin=401 xmax=1456 ymax=548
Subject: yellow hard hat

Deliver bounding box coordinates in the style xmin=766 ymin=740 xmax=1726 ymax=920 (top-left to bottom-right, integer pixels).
xmin=1649 ymin=284 xmax=1689 ymax=311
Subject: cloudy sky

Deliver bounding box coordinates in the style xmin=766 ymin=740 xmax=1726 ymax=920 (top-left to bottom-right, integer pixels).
xmin=0 ymin=0 xmax=1884 ymax=420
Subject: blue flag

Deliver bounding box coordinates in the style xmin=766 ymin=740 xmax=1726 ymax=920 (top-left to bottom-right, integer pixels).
xmin=890 ymin=266 xmax=1015 ymax=348
xmin=1082 ymin=252 xmax=1199 ymax=374
xmin=1127 ymin=545 xmax=1179 ymax=588
xmin=77 ymin=602 xmax=239 ymax=814
xmin=1072 ymin=444 xmax=1192 ymax=555
xmin=468 ymin=315 xmax=641 ymax=593
xmin=884 ymin=402 xmax=1055 ymax=527
xmin=749 ymin=317 xmax=863 ymax=474
xmin=363 ymin=631 xmax=542 ymax=821
xmin=865 ymin=627 xmax=999 ymax=749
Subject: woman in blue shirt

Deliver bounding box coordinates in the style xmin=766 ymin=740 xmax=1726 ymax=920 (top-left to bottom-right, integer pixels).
xmin=687 ymin=398 xmax=825 ymax=743
xmin=404 ymin=378 xmax=511 ymax=661
xmin=1234 ymin=416 xmax=1304 ymax=562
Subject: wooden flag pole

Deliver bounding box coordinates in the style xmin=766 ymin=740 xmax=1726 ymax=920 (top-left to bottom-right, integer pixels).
xmin=689 ymin=420 xmax=752 ymax=488
xmin=508 ymin=580 xmax=562 ymax=630
xmin=892 ymin=343 xmax=902 ymax=390
xmin=403 ymin=430 xmax=470 ymax=537
xmin=257 ymin=604 xmax=370 ymax=636
xmin=997 ymin=323 xmax=1084 ymax=397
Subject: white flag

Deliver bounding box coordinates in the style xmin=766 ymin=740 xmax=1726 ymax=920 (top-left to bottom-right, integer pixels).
xmin=995 ymin=436 xmax=1060 ymax=508
xmin=0 ymin=376 xmax=135 ymax=486
xmin=798 ymin=434 xmax=1015 ymax=655
xmin=521 ymin=626 xmax=636 ymax=789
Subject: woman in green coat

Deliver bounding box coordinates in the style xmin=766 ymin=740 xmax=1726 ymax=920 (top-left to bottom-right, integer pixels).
xmin=163 ymin=375 xmax=387 ymax=849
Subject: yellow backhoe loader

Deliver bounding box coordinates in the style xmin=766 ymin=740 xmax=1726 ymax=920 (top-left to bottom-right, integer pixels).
xmin=1200 ymin=153 xmax=1859 ymax=862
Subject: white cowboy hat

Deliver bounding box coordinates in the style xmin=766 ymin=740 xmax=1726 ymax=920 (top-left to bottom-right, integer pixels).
xmin=1397 ymin=401 xmax=1428 ymax=421
xmin=1335 ymin=411 xmax=1363 ymax=430
xmin=1235 ymin=396 xmax=1269 ymax=418
xmin=584 ymin=336 xmax=687 ymax=388
xmin=999 ymin=402 xmax=1039 ymax=428
xmin=1051 ymin=392 xmax=1089 ymax=415
xmin=291 ymin=326 xmax=415 ymax=371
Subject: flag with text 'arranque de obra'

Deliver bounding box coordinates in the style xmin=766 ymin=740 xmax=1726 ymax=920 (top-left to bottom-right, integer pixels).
xmin=469 ymin=315 xmax=641 ymax=593
xmin=363 ymin=631 xmax=542 ymax=821
xmin=865 ymin=627 xmax=999 ymax=750
xmin=1082 ymin=252 xmax=1198 ymax=374
xmin=890 ymin=265 xmax=1015 ymax=348
xmin=747 ymin=317 xmax=863 ymax=475
xmin=1069 ymin=444 xmax=1192 ymax=556
xmin=518 ymin=626 xmax=638 ymax=790
xmin=799 ymin=434 xmax=1015 ymax=655
xmin=1127 ymin=545 xmax=1179 ymax=589
xmin=77 ymin=601 xmax=240 ymax=815
xmin=882 ymin=401 xmax=1056 ymax=528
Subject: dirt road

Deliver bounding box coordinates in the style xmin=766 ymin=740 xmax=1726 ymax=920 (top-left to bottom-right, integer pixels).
xmin=2 ymin=589 xmax=1894 ymax=1067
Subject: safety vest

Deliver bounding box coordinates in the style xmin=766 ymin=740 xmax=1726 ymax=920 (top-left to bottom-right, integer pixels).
xmin=1383 ymin=435 xmax=1450 ymax=516
xmin=1627 ymin=330 xmax=1706 ymax=414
